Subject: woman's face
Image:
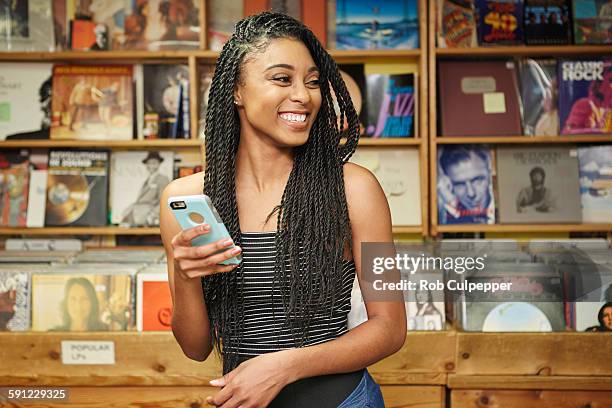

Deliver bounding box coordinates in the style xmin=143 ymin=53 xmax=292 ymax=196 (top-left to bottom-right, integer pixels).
xmin=602 ymin=306 xmax=612 ymax=330
xmin=67 ymin=284 xmax=92 ymax=323
xmin=234 ymin=38 xmax=322 ymax=147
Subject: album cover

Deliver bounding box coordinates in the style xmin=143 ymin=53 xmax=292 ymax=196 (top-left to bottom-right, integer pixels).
xmin=50 ymin=65 xmax=134 ymax=140
xmin=438 ymin=60 xmax=522 ymax=136
xmin=405 ymin=270 xmax=445 ymax=331
xmin=497 ymin=146 xmax=582 ymax=223
xmin=475 ymin=0 xmax=524 ymax=45
xmin=365 ymin=72 xmax=415 ymax=137
xmin=110 ymin=151 xmax=174 ymax=226
xmin=335 ymin=64 xmax=367 ymax=136
xmin=558 ymin=58 xmax=611 ymax=134
xmin=31 ymin=269 xmax=135 ymax=331
xmin=44 ymin=150 xmax=109 ymax=227
xmin=207 ymin=0 xmax=242 ymax=51
xmin=0 ymin=0 xmax=55 ymax=51
xmin=335 ymin=0 xmax=419 ymax=50
xmin=52 ymin=0 xmax=67 ymax=49
xmin=0 ymin=270 xmax=30 ymax=331
xmin=572 ymin=0 xmax=612 ymax=44
xmin=198 ymin=65 xmax=215 ymax=138
xmin=437 ymin=145 xmax=495 ymax=225
xmin=25 ymin=149 xmax=48 ymax=228
xmin=568 ymin=263 xmax=612 ymax=331
xmin=68 ymin=0 xmax=125 ymax=50
xmin=143 ymin=65 xmax=189 ymax=138
xmin=518 ymin=58 xmax=559 ymax=136
xmin=137 ymin=269 xmax=173 ymax=331
xmin=458 ymin=263 xmax=566 ymax=331
xmin=0 ymin=150 xmax=30 ymax=227
xmin=350 ymin=148 xmax=421 ymax=226
xmin=0 ymin=63 xmax=53 ymax=141
xmin=437 ymin=0 xmax=478 ymax=47
xmin=524 ymin=0 xmax=572 ymax=44
xmin=123 ymin=0 xmax=200 ymax=50
xmin=578 ymin=145 xmax=612 ymax=223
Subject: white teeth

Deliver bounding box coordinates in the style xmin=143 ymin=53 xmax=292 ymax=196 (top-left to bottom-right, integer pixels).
xmin=280 ymin=113 xmax=306 ymax=122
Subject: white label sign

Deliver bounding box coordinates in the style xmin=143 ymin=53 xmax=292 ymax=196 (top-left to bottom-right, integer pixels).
xmin=61 ymin=341 xmax=115 ymax=365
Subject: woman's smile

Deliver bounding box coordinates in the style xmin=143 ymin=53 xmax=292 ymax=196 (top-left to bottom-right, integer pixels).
xmin=278 ymin=111 xmax=310 ymax=130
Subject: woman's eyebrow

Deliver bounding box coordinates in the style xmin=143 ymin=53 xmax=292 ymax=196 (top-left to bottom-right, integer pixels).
xmin=264 ymin=64 xmax=319 ymax=73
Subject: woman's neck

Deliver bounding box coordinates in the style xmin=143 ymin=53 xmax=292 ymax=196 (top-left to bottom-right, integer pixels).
xmin=235 ymin=133 xmax=294 ymax=193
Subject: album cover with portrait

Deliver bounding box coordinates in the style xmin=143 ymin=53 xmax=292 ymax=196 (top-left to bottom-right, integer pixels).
xmin=518 ymin=58 xmax=559 ymax=136
xmin=405 ymin=269 xmax=445 ymax=331
xmin=50 ymin=65 xmax=133 ymax=140
xmin=0 ymin=150 xmax=30 ymax=227
xmin=143 ymin=64 xmax=189 ymax=138
xmin=437 ymin=145 xmax=495 ymax=225
xmin=31 ymin=269 xmax=136 ymax=332
xmin=524 ymin=0 xmax=572 ymax=45
xmin=137 ymin=267 xmax=172 ymax=331
xmin=436 ymin=0 xmax=478 ymax=48
xmin=335 ymin=0 xmax=419 ymax=50
xmin=558 ymin=58 xmax=611 ymax=135
xmin=497 ymin=146 xmax=581 ymax=223
xmin=44 ymin=150 xmax=109 ymax=227
xmin=578 ymin=145 xmax=612 ymax=223
xmin=350 ymin=147 xmax=421 ymax=226
xmin=123 ymin=0 xmax=200 ymax=50
xmin=0 ymin=270 xmax=30 ymax=331
xmin=457 ymin=263 xmax=566 ymax=332
xmin=109 ymin=150 xmax=174 ymax=226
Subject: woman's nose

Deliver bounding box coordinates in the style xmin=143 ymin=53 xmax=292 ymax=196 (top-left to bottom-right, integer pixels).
xmin=290 ymin=82 xmax=311 ymax=103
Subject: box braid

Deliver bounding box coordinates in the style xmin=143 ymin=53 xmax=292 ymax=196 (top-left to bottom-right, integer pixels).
xmin=202 ymin=11 xmax=360 ymax=374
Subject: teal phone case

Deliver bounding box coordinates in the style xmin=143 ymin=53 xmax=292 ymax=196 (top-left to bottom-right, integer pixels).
xmin=167 ymin=194 xmax=242 ymax=265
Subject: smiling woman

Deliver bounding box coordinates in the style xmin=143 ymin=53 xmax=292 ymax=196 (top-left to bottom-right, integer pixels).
xmin=159 ymin=11 xmax=406 ymax=408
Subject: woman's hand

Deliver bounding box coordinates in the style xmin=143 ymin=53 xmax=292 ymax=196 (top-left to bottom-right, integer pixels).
xmin=171 ymin=224 xmax=242 ymax=281
xmin=205 ymin=350 xmax=296 ymax=408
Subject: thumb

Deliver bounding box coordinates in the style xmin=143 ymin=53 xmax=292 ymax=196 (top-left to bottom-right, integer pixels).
xmin=209 ymin=373 xmax=231 ymax=387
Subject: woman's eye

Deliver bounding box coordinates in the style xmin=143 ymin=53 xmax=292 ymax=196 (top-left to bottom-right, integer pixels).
xmin=272 ymin=76 xmax=290 ymax=83
xmin=308 ymin=79 xmax=320 ymax=86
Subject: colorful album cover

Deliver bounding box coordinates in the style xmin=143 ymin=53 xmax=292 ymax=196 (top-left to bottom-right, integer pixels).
xmin=350 ymin=148 xmax=421 ymax=226
xmin=570 ymin=263 xmax=612 ymax=331
xmin=31 ymin=271 xmax=135 ymax=332
xmin=365 ymin=72 xmax=415 ymax=137
xmin=69 ymin=19 xmax=104 ymax=51
xmin=0 ymin=150 xmax=30 ymax=227
xmin=0 ymin=63 xmax=53 ymax=141
xmin=524 ymin=0 xmax=572 ymax=45
xmin=123 ymin=0 xmax=200 ymax=50
xmin=458 ymin=264 xmax=566 ymax=331
xmin=572 ymin=0 xmax=612 ymax=44
xmin=143 ymin=65 xmax=189 ymax=138
xmin=437 ymin=145 xmax=495 ymax=225
xmin=437 ymin=0 xmax=478 ymax=47
xmin=335 ymin=0 xmax=419 ymax=49
xmin=208 ymin=0 xmax=242 ymax=51
xmin=558 ymin=58 xmax=611 ymax=134
xmin=497 ymin=146 xmax=582 ymax=223
xmin=0 ymin=0 xmax=55 ymax=52
xmin=519 ymin=59 xmax=559 ymax=136
xmin=50 ymin=65 xmax=133 ymax=140
xmin=68 ymin=0 xmax=125 ymax=50
xmin=137 ymin=271 xmax=172 ymax=331
xmin=110 ymin=150 xmax=174 ymax=226
xmin=44 ymin=150 xmax=109 ymax=227
xmin=475 ymin=0 xmax=524 ymax=45
xmin=0 ymin=270 xmax=30 ymax=331
xmin=578 ymin=145 xmax=612 ymax=223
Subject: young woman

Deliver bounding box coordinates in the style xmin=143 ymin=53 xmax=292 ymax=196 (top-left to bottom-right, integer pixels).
xmin=159 ymin=12 xmax=406 ymax=408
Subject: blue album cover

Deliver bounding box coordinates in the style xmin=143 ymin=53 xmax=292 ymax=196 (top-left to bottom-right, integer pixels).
xmin=578 ymin=145 xmax=612 ymax=223
xmin=475 ymin=0 xmax=525 ymax=45
xmin=558 ymin=58 xmax=612 ymax=134
xmin=365 ymin=73 xmax=415 ymax=137
xmin=335 ymin=0 xmax=419 ymax=49
xmin=524 ymin=0 xmax=572 ymax=45
xmin=437 ymin=145 xmax=495 ymax=225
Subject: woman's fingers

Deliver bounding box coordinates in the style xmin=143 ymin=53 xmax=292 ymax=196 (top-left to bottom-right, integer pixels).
xmin=177 ymin=246 xmax=242 ymax=274
xmin=172 ymin=223 xmax=210 ymax=247
xmin=180 ymin=262 xmax=239 ymax=280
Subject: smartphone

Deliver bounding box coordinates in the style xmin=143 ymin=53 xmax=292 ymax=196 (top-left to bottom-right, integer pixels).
xmin=167 ymin=194 xmax=242 ymax=265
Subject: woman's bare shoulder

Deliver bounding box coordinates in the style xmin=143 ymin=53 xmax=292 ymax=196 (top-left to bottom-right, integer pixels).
xmin=162 ymin=171 xmax=205 ymax=197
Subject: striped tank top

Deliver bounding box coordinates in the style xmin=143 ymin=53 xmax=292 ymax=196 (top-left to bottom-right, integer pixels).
xmin=223 ymin=231 xmax=356 ymax=357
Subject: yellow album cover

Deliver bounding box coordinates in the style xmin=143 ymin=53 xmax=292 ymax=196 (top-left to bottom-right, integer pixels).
xmin=50 ymin=65 xmax=133 ymax=140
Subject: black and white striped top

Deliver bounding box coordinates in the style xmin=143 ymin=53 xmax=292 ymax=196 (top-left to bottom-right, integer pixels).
xmin=223 ymin=231 xmax=356 ymax=357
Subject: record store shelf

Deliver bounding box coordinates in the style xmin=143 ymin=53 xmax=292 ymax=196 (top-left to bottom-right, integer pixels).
xmin=435 ymin=44 xmax=612 ymax=57
xmin=0 ymin=139 xmax=203 ymax=149
xmin=435 ymin=135 xmax=612 ymax=144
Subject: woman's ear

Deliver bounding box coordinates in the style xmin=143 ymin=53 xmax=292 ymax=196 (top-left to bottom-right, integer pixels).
xmin=233 ymin=88 xmax=242 ymax=106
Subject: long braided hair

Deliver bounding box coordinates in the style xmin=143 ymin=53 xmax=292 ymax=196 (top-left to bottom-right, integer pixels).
xmin=202 ymin=12 xmax=360 ymax=374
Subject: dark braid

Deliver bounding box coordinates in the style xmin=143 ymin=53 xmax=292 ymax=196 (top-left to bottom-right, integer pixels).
xmin=202 ymin=11 xmax=360 ymax=375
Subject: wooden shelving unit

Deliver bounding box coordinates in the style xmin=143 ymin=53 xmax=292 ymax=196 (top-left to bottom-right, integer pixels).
xmin=427 ymin=0 xmax=612 ymax=238
xmin=0 ymin=227 xmax=160 ymax=236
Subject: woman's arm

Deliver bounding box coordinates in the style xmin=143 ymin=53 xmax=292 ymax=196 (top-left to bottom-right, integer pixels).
xmin=281 ymin=162 xmax=407 ymax=382
xmin=159 ymin=174 xmax=213 ymax=361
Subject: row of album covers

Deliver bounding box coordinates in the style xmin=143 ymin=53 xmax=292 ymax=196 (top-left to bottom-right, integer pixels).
xmin=0 ymin=239 xmax=610 ymax=333
xmin=438 ymin=57 xmax=611 ymax=137
xmin=0 ymin=62 xmax=417 ymax=141
xmin=0 ymin=148 xmax=421 ymax=228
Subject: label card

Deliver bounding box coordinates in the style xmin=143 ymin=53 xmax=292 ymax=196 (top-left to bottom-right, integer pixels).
xmin=61 ymin=341 xmax=115 ymax=365
xmin=483 ymin=92 xmax=506 ymax=114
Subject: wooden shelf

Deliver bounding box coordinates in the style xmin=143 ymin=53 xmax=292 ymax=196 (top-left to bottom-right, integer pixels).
xmin=435 ymin=45 xmax=612 ymax=57
xmin=435 ymin=135 xmax=612 ymax=144
xmin=357 ymin=137 xmax=422 ymax=146
xmin=392 ymin=226 xmax=425 ymax=234
xmin=448 ymin=374 xmax=612 ymax=391
xmin=433 ymin=224 xmax=612 ymax=234
xmin=0 ymin=227 xmax=160 ymax=235
xmin=0 ymin=139 xmax=202 ymax=149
